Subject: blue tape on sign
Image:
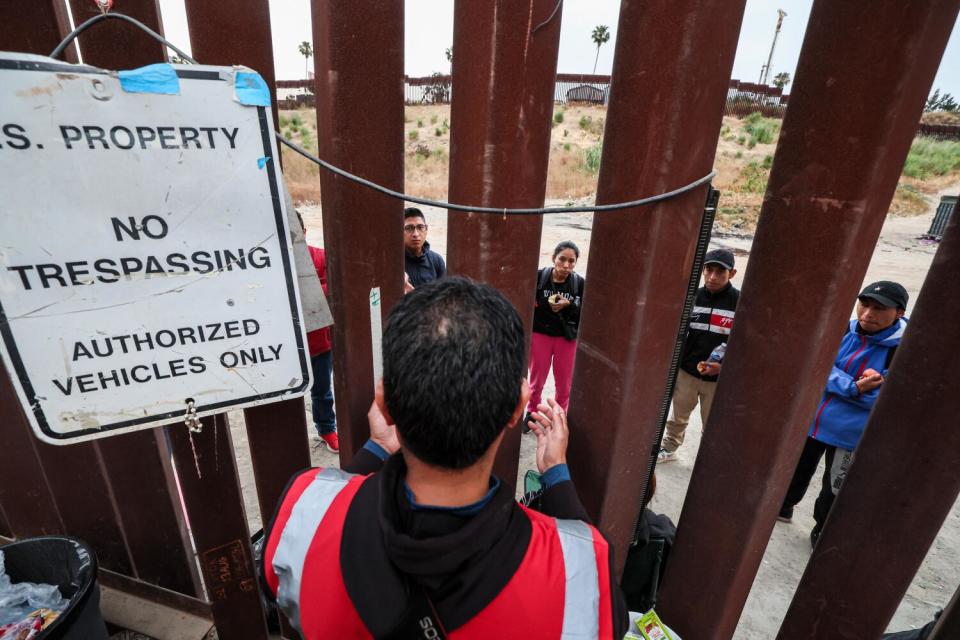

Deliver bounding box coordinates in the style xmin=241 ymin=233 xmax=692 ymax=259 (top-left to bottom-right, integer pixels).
xmin=257 ymin=156 xmax=271 ymax=169
xmin=236 ymin=72 xmax=271 ymax=107
xmin=119 ymin=63 xmax=180 ymax=95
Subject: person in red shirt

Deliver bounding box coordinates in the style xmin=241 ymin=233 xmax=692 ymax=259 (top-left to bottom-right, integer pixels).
xmin=298 ymin=213 xmax=338 ymax=452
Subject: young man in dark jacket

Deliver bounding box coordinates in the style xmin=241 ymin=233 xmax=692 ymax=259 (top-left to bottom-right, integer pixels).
xmin=403 ymin=207 xmax=446 ymax=287
xmin=779 ymin=281 xmax=908 ymax=547
xmin=658 ymin=248 xmax=740 ymax=463
xmin=263 ymin=278 xmax=627 ymax=639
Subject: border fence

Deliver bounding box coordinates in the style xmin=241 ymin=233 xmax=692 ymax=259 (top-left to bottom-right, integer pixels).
xmin=280 ymin=76 xmax=960 ymax=140
xmin=2 ymin=1 xmax=960 ymax=639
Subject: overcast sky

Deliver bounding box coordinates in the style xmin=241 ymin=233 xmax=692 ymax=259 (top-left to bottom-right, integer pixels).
xmin=157 ymin=0 xmax=959 ymax=97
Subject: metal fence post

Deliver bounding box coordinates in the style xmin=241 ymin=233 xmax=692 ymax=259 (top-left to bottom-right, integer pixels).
xmin=564 ymin=0 xmax=746 ymax=566
xmin=446 ymin=0 xmax=563 ymax=490
xmin=656 ymin=1 xmax=960 ymax=637
xmin=166 ymin=416 xmax=270 ymax=639
xmin=0 ymin=1 xmax=78 ymax=62
xmin=930 ymin=585 xmax=960 ymax=640
xmin=67 ymin=0 xmax=166 ymax=68
xmin=311 ymin=0 xmax=405 ymax=462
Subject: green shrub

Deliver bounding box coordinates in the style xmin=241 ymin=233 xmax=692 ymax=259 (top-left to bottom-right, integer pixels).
xmin=762 ymin=155 xmax=773 ymax=169
xmin=430 ymin=114 xmax=438 ymax=125
xmin=743 ymin=112 xmax=780 ymax=146
xmin=584 ymin=142 xmax=603 ymax=173
xmin=435 ymin=128 xmax=443 ymax=137
xmin=579 ymin=115 xmax=591 ymax=130
xmin=417 ymin=119 xmax=424 ymax=128
xmin=279 ymin=114 xmax=289 ymax=127
xmin=554 ymin=110 xmax=565 ymax=124
xmin=734 ymin=150 xmax=743 ymax=159
xmin=737 ymin=135 xmax=746 ymax=146
xmin=563 ymin=143 xmax=572 ymax=152
xmin=739 ymin=161 xmax=769 ymax=194
xmin=291 ymin=114 xmax=303 ymax=127
xmin=408 ymin=130 xmax=419 ymax=141
xmin=903 ymin=137 xmax=960 ymax=179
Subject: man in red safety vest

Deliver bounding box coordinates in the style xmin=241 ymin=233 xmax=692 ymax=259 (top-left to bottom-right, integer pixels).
xmin=263 ymin=277 xmax=628 ymax=639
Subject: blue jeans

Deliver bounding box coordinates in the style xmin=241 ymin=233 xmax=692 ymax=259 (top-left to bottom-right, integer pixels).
xmin=310 ymin=351 xmax=336 ymax=435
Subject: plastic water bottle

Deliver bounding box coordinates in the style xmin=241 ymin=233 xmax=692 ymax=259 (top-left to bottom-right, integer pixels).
xmin=708 ymin=343 xmax=727 ymax=363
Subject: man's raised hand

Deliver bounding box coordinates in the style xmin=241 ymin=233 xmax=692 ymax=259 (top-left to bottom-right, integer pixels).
xmin=528 ymin=398 xmax=569 ymax=473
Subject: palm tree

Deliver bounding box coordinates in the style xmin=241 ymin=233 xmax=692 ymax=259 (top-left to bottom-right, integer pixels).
xmin=772 ymin=72 xmax=791 ymax=90
xmin=298 ymin=41 xmax=313 ymax=78
xmin=591 ymin=25 xmax=610 ymax=74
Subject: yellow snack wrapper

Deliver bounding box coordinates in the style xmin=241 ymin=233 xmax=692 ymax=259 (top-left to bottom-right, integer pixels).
xmin=636 ymin=609 xmax=674 ymax=640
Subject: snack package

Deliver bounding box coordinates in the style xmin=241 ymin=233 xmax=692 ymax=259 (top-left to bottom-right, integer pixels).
xmin=636 ymin=609 xmax=674 ymax=640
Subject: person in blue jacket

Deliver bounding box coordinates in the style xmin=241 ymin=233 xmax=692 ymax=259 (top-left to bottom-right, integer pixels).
xmin=779 ymin=281 xmax=908 ymax=547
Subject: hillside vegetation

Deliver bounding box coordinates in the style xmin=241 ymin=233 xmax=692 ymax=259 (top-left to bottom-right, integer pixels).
xmin=279 ymin=106 xmax=960 ymax=233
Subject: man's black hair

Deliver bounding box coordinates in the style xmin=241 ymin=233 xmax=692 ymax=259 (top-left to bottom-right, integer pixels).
xmin=404 ymin=207 xmax=426 ymax=221
xmin=382 ymin=277 xmax=526 ymax=469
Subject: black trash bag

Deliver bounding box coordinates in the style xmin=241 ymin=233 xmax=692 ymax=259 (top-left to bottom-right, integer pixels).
xmin=250 ymin=529 xmax=282 ymax=635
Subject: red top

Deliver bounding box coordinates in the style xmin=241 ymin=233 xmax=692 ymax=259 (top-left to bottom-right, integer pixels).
xmin=306 ymin=245 xmax=331 ymax=355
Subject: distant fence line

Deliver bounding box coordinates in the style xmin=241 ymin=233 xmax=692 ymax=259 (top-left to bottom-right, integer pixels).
xmin=916 ymin=123 xmax=960 ymax=141
xmin=276 ymin=77 xmax=960 ymax=141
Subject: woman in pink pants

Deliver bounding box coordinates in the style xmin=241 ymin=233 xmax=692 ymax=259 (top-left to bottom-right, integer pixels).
xmin=524 ymin=241 xmax=585 ymax=430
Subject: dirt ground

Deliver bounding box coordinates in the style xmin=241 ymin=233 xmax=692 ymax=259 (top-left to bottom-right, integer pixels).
xmin=227 ymin=183 xmax=959 ymax=638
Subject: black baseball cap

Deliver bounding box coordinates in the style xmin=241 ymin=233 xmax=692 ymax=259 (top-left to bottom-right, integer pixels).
xmin=858 ymin=281 xmax=908 ymax=310
xmin=704 ymin=248 xmax=735 ymax=270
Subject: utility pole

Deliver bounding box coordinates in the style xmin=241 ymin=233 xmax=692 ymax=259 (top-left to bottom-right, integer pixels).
xmin=760 ymin=9 xmax=787 ymax=85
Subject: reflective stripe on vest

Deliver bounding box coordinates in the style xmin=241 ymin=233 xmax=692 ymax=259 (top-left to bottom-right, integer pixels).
xmin=271 ymin=467 xmax=354 ymax=632
xmin=556 ymin=518 xmax=601 ymax=638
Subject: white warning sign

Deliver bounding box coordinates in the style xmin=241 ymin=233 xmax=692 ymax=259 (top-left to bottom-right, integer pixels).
xmin=0 ymin=53 xmax=312 ymax=444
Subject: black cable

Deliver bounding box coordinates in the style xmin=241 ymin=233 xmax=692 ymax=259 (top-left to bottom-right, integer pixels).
xmin=50 ymin=10 xmax=718 ymax=216
xmin=279 ymin=136 xmax=716 ymax=215
xmin=50 ymin=12 xmax=196 ymax=64
xmin=532 ymin=0 xmax=564 ymax=35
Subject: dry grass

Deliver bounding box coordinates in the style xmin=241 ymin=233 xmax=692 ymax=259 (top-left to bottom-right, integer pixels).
xmin=921 ymin=111 xmax=960 ymax=125
xmin=279 ymin=106 xmax=957 ymax=232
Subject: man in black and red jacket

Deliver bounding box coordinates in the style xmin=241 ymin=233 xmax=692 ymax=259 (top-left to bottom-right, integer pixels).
xmin=263 ymin=277 xmax=627 ymax=639
xmin=658 ymin=248 xmax=740 ymax=463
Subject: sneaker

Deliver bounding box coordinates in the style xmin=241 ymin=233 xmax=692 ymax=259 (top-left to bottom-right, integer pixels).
xmin=521 ymin=412 xmax=534 ymax=434
xmin=810 ymin=526 xmax=822 ymax=548
xmin=319 ymin=432 xmax=340 ymax=453
xmin=777 ymin=505 xmax=794 ymax=523
xmin=656 ymin=448 xmax=678 ymax=464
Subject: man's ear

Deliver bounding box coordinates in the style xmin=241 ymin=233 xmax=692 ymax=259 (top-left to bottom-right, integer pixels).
xmin=375 ymin=380 xmax=394 ymax=425
xmin=897 ymin=308 xmax=906 ymax=319
xmin=729 ymin=268 xmax=738 ymax=279
xmin=507 ymin=378 xmax=532 ymax=430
